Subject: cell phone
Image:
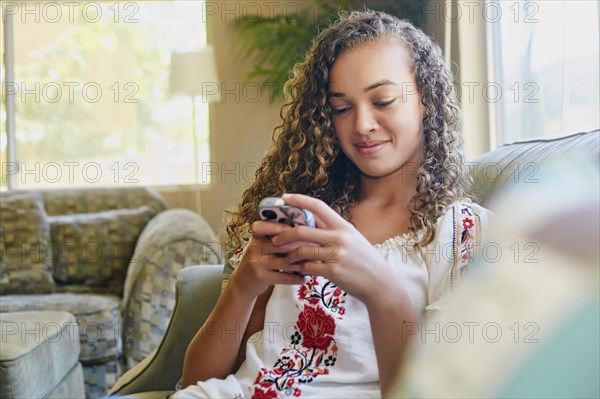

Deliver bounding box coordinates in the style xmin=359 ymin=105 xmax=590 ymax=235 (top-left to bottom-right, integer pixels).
xmin=258 ymin=197 xmax=316 ymax=228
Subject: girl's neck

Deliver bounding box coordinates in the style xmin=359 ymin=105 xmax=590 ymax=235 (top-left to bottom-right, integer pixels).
xmin=358 ymin=171 xmax=418 ymax=209
xmin=351 ymin=172 xmax=418 ymax=245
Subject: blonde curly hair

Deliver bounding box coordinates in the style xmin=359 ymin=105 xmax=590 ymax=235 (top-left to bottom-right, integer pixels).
xmin=224 ymin=10 xmax=468 ymax=250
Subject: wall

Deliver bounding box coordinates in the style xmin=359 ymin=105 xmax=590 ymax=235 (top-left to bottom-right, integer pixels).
xmin=161 ymin=1 xmax=289 ymax=238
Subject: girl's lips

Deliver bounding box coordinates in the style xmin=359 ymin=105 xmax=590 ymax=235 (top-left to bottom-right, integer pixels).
xmin=354 ymin=141 xmax=388 ymax=155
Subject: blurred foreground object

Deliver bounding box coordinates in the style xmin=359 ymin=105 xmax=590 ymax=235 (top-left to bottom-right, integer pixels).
xmin=390 ymin=151 xmax=600 ymax=398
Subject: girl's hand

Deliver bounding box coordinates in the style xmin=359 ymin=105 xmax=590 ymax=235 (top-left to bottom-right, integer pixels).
xmin=228 ymin=220 xmax=306 ymax=299
xmin=272 ymin=193 xmax=398 ymax=305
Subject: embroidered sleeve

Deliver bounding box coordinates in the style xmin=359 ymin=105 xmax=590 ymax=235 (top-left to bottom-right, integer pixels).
xmin=425 ymin=202 xmax=492 ymax=313
xmin=450 ymin=203 xmax=482 ymax=288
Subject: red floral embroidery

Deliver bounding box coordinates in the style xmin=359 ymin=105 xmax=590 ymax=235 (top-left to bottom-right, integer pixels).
xmin=459 ymin=207 xmax=476 ymax=263
xmin=462 ymin=217 xmax=474 ymax=230
xmin=297 ymin=285 xmax=310 ymax=300
xmin=297 ymin=306 xmax=336 ymax=350
xmin=250 ymin=276 xmax=346 ymax=398
xmin=297 ymin=277 xmax=346 ymax=318
xmin=252 ymin=387 xmax=278 ymax=399
xmin=452 ymin=204 xmax=480 ymax=288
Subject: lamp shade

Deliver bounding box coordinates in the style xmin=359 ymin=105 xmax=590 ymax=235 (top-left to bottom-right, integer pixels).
xmin=169 ymin=46 xmax=221 ymax=102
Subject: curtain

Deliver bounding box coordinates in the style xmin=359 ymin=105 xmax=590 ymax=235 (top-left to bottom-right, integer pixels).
xmin=424 ymin=0 xmax=599 ymax=158
xmin=424 ymin=0 xmax=493 ymax=160
xmin=491 ymin=0 xmax=599 ymax=144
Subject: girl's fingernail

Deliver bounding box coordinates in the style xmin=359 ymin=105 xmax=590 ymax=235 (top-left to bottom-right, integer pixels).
xmin=272 ymin=235 xmax=279 ymax=244
xmin=282 ymin=193 xmax=291 ymax=199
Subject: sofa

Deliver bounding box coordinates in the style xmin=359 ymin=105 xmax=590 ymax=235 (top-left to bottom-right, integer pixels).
xmin=107 ymin=130 xmax=599 ymax=398
xmin=0 ymin=187 xmax=222 ymax=398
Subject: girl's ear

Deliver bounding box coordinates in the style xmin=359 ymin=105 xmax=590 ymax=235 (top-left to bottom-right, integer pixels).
xmin=420 ymin=102 xmax=428 ymax=120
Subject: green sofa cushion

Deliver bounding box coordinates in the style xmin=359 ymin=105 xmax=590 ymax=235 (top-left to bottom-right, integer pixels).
xmin=49 ymin=206 xmax=154 ymax=289
xmin=0 ymin=193 xmax=55 ymax=294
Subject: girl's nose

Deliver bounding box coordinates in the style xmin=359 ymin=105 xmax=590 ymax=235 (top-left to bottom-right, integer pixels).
xmin=353 ymin=106 xmax=377 ymax=135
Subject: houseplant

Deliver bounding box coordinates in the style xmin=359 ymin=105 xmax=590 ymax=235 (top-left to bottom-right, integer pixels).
xmin=231 ymin=0 xmax=424 ymax=103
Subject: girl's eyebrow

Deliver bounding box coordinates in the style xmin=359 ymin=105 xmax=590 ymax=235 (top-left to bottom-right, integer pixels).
xmin=328 ymin=79 xmax=398 ymax=98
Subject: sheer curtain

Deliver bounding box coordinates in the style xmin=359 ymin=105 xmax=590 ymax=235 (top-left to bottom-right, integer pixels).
xmin=429 ymin=0 xmax=599 ymax=159
xmin=426 ymin=0 xmax=495 ymax=159
xmin=490 ymin=0 xmax=599 ymax=144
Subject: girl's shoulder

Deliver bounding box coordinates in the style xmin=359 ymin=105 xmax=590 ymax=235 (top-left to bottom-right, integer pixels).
xmin=435 ymin=199 xmax=493 ymax=237
xmin=423 ymin=200 xmax=493 ymax=304
xmin=425 ymin=199 xmax=493 ymax=268
xmin=443 ymin=199 xmax=492 ymax=216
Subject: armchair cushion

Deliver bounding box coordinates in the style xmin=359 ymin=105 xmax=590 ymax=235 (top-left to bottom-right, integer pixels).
xmin=0 ymin=311 xmax=83 ymax=399
xmin=0 ymin=293 xmax=122 ymax=363
xmin=0 ymin=193 xmax=55 ymax=294
xmin=49 ymin=206 xmax=155 ymax=290
xmin=40 ymin=187 xmax=166 ymax=216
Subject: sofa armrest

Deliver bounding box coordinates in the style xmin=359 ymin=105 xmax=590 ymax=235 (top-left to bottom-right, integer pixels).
xmin=470 ymin=130 xmax=599 ymax=207
xmin=110 ymin=264 xmax=224 ymax=396
xmin=121 ymin=209 xmax=222 ymax=368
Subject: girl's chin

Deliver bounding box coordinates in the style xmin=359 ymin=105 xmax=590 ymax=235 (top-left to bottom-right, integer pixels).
xmin=356 ymin=167 xmax=391 ymax=179
xmin=356 ymin=163 xmax=421 ymax=180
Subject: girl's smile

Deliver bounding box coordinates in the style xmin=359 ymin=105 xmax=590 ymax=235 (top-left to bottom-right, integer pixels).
xmin=354 ymin=140 xmax=390 ymax=155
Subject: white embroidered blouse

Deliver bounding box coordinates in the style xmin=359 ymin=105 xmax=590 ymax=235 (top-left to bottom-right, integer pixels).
xmin=173 ymin=201 xmax=491 ymax=399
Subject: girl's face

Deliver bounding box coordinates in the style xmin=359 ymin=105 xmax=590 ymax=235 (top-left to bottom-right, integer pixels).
xmin=328 ymin=39 xmax=425 ymax=181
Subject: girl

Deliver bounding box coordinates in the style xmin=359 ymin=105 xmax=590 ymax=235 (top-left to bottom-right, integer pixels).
xmin=175 ymin=10 xmax=491 ymax=399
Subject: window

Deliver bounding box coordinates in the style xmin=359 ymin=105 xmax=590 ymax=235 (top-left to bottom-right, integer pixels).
xmin=1 ymin=0 xmax=210 ymax=189
xmin=490 ymin=0 xmax=599 ymax=144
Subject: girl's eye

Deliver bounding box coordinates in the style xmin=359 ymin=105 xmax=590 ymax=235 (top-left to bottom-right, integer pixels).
xmin=331 ymin=106 xmax=350 ymax=115
xmin=375 ymin=99 xmax=395 ymax=108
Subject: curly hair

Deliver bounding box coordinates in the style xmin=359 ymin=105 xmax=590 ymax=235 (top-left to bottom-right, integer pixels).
xmin=224 ymin=10 xmax=468 ymax=250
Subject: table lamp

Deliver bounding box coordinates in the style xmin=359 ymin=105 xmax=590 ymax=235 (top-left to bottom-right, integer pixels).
xmin=168 ymin=45 xmax=220 ymax=214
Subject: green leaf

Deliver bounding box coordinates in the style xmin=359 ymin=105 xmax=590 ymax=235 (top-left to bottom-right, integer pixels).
xmin=230 ymin=0 xmax=423 ymax=103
